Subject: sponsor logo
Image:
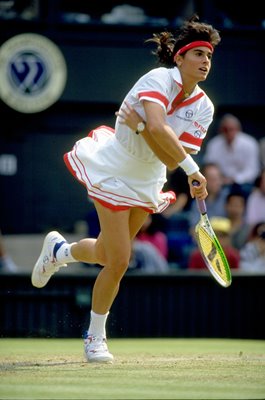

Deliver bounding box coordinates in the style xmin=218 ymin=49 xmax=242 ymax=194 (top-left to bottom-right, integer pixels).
xmin=0 ymin=33 xmax=67 ymax=113
xmin=194 ymin=120 xmax=206 ymax=134
xmin=194 ymin=130 xmax=202 ymax=138
xmin=185 ymin=109 xmax=193 ymax=118
xmin=176 ymin=109 xmax=194 ymax=122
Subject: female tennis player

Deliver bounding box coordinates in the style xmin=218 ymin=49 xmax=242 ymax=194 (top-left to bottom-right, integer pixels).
xmin=32 ymin=14 xmax=221 ymax=363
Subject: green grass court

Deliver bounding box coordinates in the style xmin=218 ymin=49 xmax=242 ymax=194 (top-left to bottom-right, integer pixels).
xmin=0 ymin=338 xmax=264 ymax=399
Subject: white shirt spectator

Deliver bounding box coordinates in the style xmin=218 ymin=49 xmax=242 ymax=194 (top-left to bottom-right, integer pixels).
xmin=203 ymin=114 xmax=260 ymax=185
xmin=239 ymin=223 xmax=265 ymax=271
xmin=240 ymin=242 xmax=265 ymax=271
xmin=245 ymin=170 xmax=265 ymax=226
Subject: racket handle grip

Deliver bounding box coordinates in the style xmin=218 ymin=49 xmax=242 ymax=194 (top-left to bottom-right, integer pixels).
xmin=192 ymin=180 xmax=207 ymax=214
xmin=196 ymin=198 xmax=207 ymax=214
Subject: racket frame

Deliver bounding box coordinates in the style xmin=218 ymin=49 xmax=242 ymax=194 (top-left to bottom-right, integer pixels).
xmin=194 ymin=211 xmax=232 ymax=287
xmin=192 ymin=181 xmax=232 ymax=287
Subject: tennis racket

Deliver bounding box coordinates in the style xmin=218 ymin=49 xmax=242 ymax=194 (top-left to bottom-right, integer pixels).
xmin=192 ymin=181 xmax=232 ymax=287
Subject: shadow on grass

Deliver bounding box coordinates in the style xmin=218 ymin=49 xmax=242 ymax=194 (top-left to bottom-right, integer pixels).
xmin=0 ymin=359 xmax=86 ymax=370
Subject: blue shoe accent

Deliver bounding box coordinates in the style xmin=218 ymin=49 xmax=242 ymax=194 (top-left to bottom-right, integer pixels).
xmin=83 ymin=330 xmax=89 ymax=340
xmin=53 ymin=240 xmax=66 ymax=259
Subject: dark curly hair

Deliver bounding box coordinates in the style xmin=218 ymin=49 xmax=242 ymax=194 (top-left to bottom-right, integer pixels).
xmin=146 ymin=14 xmax=221 ymax=67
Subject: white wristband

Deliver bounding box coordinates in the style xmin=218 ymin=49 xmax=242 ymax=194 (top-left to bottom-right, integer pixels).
xmin=178 ymin=154 xmax=199 ymax=176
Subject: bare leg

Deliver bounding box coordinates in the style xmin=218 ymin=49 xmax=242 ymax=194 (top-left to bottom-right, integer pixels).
xmin=71 ymin=237 xmax=101 ymax=264
xmin=71 ymin=201 xmax=149 ymax=314
xmin=75 ymin=202 xmax=149 ymax=362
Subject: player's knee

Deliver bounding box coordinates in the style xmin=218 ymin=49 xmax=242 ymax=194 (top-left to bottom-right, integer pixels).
xmin=95 ymin=244 xmax=130 ymax=271
xmin=107 ymin=253 xmax=130 ymax=279
xmin=95 ymin=236 xmax=131 ymax=269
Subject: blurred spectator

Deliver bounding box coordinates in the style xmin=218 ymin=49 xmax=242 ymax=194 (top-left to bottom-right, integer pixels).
xmin=208 ymin=1 xmax=264 ymax=28
xmin=239 ymin=222 xmax=265 ymax=271
xmin=245 ymin=169 xmax=265 ymax=227
xmin=0 ymin=230 xmax=18 ymax=273
xmin=259 ymin=137 xmax=265 ymax=169
xmin=189 ymin=162 xmax=230 ymax=228
xmin=224 ymin=189 xmax=251 ymax=250
xmin=188 ymin=217 xmax=240 ymax=269
xmin=135 ymin=214 xmax=168 ymax=260
xmin=101 ymin=4 xmax=149 ymax=25
xmin=203 ymin=113 xmax=260 ymax=198
xmin=0 ymin=0 xmax=15 ymax=18
xmin=86 ymin=205 xmax=100 ymax=238
xmin=129 ymin=240 xmax=170 ymax=273
xmin=0 ymin=0 xmax=39 ymax=19
xmin=161 ymin=168 xmax=193 ymax=268
xmin=162 ymin=168 xmax=191 ymax=218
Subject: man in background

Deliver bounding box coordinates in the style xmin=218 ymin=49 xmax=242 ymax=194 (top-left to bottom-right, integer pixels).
xmin=203 ymin=113 xmax=260 ymax=198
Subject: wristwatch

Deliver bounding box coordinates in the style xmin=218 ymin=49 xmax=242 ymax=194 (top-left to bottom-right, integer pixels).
xmin=135 ymin=121 xmax=146 ymax=135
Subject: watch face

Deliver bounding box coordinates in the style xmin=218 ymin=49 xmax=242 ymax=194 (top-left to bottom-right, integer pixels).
xmin=137 ymin=122 xmax=145 ymax=132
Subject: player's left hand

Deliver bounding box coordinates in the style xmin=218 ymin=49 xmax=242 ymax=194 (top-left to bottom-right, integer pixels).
xmin=115 ymin=101 xmax=143 ymax=131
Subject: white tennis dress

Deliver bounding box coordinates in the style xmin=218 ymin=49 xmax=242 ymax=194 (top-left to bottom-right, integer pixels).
xmin=64 ymin=67 xmax=214 ymax=213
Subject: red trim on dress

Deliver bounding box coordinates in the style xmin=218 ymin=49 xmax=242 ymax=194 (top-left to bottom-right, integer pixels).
xmin=63 ymin=153 xmax=87 ymax=188
xmin=64 ymin=125 xmax=177 ymax=214
xmin=88 ymin=125 xmax=115 ymax=138
xmin=90 ymin=196 xmax=154 ymax=213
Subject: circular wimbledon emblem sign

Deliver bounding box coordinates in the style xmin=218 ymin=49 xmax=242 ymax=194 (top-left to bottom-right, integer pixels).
xmin=0 ymin=33 xmax=67 ymax=113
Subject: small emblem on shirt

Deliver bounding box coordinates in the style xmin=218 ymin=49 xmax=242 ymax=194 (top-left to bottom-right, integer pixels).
xmin=185 ymin=110 xmax=193 ymax=118
xmin=194 ymin=130 xmax=202 ymax=138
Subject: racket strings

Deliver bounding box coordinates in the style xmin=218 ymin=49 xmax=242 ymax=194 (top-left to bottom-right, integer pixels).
xmin=196 ymin=226 xmax=230 ymax=283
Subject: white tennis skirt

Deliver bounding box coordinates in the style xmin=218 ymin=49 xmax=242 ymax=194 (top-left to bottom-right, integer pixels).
xmin=64 ymin=125 xmax=176 ymax=213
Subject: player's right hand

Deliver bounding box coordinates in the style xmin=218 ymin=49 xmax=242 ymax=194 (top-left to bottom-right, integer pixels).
xmin=188 ymin=172 xmax=208 ymax=200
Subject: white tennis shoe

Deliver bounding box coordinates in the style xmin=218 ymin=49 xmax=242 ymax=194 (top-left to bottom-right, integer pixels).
xmin=84 ymin=334 xmax=114 ymax=363
xmin=31 ymin=231 xmax=67 ymax=288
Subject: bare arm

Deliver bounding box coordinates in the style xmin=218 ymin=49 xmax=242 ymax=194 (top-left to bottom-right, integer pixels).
xmin=143 ymin=101 xmax=189 ymax=162
xmin=144 ymin=136 xmax=178 ymax=170
xmin=116 ymin=102 xmax=207 ymax=200
xmin=116 ymin=104 xmax=178 ymax=170
xmin=141 ymin=132 xmax=195 ymax=170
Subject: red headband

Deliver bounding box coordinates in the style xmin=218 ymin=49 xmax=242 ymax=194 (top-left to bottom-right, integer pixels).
xmin=176 ymin=41 xmax=214 ymax=56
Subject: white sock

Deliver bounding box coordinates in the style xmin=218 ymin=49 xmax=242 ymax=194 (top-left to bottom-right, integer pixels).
xmin=88 ymin=310 xmax=109 ymax=338
xmin=55 ymin=242 xmax=77 ymax=264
